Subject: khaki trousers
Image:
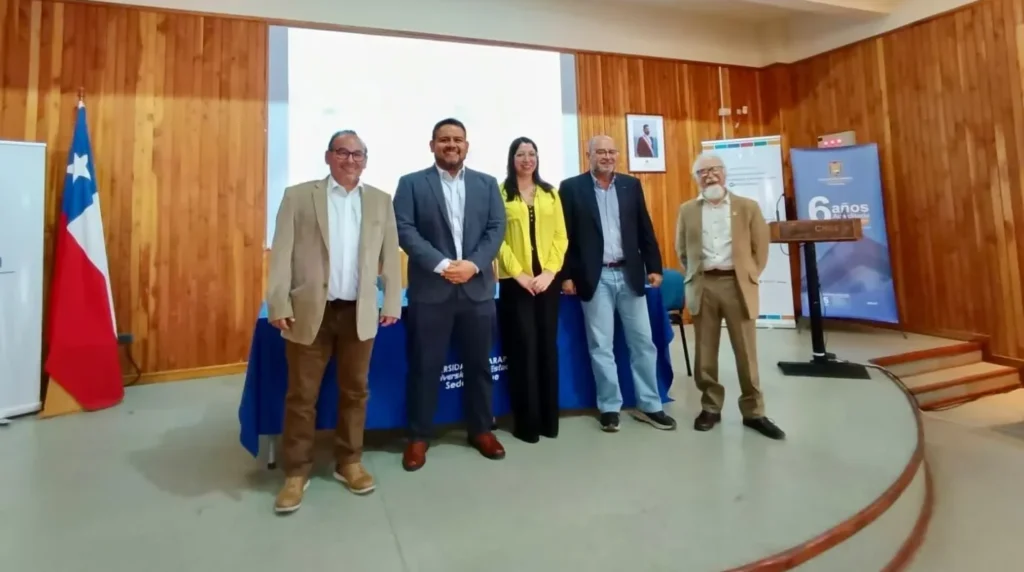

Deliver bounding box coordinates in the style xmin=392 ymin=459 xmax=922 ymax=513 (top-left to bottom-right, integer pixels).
xmin=281 ymin=300 xmax=374 ymax=477
xmin=692 ymin=272 xmax=764 ymax=418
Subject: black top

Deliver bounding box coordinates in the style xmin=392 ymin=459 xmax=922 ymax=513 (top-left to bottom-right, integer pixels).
xmin=528 ymin=205 xmax=542 ymax=276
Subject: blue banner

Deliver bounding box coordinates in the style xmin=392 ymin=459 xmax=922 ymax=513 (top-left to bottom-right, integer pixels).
xmin=790 ymin=144 xmax=899 ymax=324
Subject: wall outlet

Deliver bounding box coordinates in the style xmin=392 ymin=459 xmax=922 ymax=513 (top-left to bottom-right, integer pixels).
xmin=117 ymin=333 xmax=133 ymax=345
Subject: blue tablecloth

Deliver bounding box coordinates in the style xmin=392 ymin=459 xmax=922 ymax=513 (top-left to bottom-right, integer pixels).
xmin=238 ymin=288 xmax=675 ymax=457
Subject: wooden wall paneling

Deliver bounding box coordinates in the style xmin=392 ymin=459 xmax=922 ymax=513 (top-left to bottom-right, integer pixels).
xmin=0 ymin=0 xmax=268 ymax=377
xmin=880 ymin=28 xmax=921 ymax=330
xmin=988 ymin=0 xmax=1024 ymax=354
xmin=574 ymin=54 xmax=776 ymax=270
xmin=871 ymin=39 xmax=902 ymax=324
xmin=1001 ymin=0 xmax=1024 ymax=346
xmin=950 ymin=8 xmax=981 ymax=332
xmin=719 ymin=66 xmax=770 ymax=140
xmin=4 ymin=0 xmax=1024 ymax=374
xmin=754 ymin=64 xmax=804 ymax=315
xmin=949 ymin=5 xmax=999 ymax=339
xmin=778 ymin=0 xmax=1024 ymax=358
xmin=637 ymin=59 xmax=684 ymax=251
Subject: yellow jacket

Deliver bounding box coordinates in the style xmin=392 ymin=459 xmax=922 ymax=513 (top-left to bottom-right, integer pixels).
xmin=497 ymin=183 xmax=568 ymax=278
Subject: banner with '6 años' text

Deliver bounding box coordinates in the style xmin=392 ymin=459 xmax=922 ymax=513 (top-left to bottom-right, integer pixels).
xmin=790 ymin=144 xmax=900 ymax=324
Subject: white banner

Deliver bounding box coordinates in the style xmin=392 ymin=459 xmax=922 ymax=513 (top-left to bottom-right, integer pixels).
xmin=701 ymin=136 xmax=796 ymax=328
xmin=0 ymin=140 xmax=46 ymax=418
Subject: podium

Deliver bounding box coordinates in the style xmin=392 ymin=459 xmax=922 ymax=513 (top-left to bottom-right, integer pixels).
xmin=770 ymin=219 xmax=871 ymax=379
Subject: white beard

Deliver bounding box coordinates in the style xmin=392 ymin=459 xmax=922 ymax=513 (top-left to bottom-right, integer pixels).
xmin=702 ymin=184 xmax=725 ymax=200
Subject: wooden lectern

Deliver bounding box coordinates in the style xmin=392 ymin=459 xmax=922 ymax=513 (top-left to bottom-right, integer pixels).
xmin=770 ymin=218 xmax=871 ymax=379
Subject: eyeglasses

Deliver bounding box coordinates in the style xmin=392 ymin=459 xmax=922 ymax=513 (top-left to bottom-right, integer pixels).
xmin=695 ymin=166 xmax=723 ymax=176
xmin=330 ymin=148 xmax=367 ymax=161
xmin=592 ymin=149 xmax=618 ymax=157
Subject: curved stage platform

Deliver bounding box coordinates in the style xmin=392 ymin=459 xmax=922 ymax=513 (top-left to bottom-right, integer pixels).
xmin=0 ymin=327 xmax=940 ymax=572
xmin=326 ymin=327 xmax=935 ymax=572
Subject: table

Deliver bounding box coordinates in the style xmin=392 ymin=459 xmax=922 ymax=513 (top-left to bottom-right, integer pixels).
xmin=238 ymin=287 xmax=675 ymax=460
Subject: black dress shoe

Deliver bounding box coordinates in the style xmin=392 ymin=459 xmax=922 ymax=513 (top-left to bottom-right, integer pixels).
xmin=744 ymin=417 xmax=786 ymax=440
xmin=694 ymin=411 xmax=721 ymax=431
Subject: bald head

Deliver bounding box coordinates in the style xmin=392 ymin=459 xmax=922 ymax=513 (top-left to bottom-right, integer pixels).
xmin=588 ymin=135 xmax=614 ymax=153
xmin=587 ymin=135 xmax=618 ymax=177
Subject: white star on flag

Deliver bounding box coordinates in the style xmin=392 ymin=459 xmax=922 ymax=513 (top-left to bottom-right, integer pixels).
xmin=67 ymin=153 xmax=92 ymax=182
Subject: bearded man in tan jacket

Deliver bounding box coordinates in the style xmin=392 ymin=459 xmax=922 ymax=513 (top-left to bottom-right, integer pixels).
xmin=674 ymin=151 xmax=785 ymax=441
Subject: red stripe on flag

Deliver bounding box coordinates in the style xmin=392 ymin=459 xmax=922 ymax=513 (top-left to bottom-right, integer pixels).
xmin=45 ymin=216 xmax=123 ymax=410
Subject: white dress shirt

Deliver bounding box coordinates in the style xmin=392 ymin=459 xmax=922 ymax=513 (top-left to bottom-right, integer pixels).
xmin=433 ymin=166 xmax=471 ymax=274
xmin=700 ymin=193 xmax=733 ymax=270
xmin=326 ymin=177 xmax=363 ymax=301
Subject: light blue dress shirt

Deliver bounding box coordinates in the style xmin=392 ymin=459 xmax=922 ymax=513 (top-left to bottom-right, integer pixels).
xmin=592 ymin=174 xmax=624 ymax=264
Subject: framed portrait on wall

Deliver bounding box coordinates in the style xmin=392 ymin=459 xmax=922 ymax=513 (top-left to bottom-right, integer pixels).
xmin=625 ymin=114 xmax=666 ymax=173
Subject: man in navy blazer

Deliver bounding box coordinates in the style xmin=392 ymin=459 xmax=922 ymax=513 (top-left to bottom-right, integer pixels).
xmin=393 ymin=118 xmax=507 ymax=471
xmin=559 ymin=134 xmax=677 ymax=433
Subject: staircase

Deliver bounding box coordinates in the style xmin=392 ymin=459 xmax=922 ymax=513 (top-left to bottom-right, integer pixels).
xmin=870 ymin=342 xmax=1022 ymax=410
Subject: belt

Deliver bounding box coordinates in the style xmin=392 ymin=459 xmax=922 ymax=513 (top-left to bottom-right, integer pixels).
xmin=327 ymin=299 xmax=356 ymax=307
xmin=704 ymin=268 xmax=735 ymax=277
xmin=603 ymin=260 xmax=626 ymax=268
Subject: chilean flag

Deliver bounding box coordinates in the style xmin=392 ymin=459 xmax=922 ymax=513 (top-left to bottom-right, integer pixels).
xmin=43 ymin=101 xmax=123 ymax=411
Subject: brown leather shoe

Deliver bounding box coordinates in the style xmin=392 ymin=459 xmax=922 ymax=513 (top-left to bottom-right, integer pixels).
xmin=274 ymin=476 xmax=309 ymax=514
xmin=334 ymin=462 xmax=376 ymax=494
xmin=402 ymin=440 xmax=429 ymax=472
xmin=468 ymin=432 xmax=506 ymax=460
xmin=694 ymin=410 xmax=722 ymax=432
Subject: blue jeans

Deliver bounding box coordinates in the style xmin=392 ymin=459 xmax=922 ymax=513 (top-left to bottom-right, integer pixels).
xmin=580 ymin=268 xmax=663 ymax=414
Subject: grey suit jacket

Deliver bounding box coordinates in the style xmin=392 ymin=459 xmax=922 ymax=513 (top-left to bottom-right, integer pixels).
xmin=393 ymin=165 xmax=506 ymax=304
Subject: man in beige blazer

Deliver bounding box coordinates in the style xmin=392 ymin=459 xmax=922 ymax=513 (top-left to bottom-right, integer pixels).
xmin=266 ymin=130 xmax=402 ymax=514
xmin=674 ymin=152 xmax=785 ymax=440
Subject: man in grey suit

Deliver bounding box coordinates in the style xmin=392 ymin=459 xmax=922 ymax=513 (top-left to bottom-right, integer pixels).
xmin=393 ymin=118 xmax=507 ymax=471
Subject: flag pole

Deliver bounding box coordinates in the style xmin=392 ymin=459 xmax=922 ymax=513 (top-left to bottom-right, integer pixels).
xmin=41 ymin=80 xmax=125 ymax=418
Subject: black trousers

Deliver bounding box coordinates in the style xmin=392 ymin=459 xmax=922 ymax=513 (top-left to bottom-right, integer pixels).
xmin=405 ymin=293 xmax=496 ymax=440
xmin=497 ymin=278 xmax=561 ymax=440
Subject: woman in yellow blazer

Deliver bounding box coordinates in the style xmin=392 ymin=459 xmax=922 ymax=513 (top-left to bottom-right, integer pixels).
xmin=496 ymin=136 xmax=568 ymax=443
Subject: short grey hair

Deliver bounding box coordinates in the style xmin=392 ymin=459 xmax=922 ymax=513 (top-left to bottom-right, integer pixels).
xmin=587 ymin=134 xmax=615 ymax=153
xmin=326 ymin=129 xmax=367 ymax=153
xmin=691 ymin=151 xmax=725 ymax=177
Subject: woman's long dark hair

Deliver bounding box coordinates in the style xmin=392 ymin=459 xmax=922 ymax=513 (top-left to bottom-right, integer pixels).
xmin=503 ymin=136 xmax=554 ymax=202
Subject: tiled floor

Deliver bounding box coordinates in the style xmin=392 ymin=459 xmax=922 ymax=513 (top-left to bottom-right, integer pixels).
xmin=0 ymin=325 xmax=1014 ymax=571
